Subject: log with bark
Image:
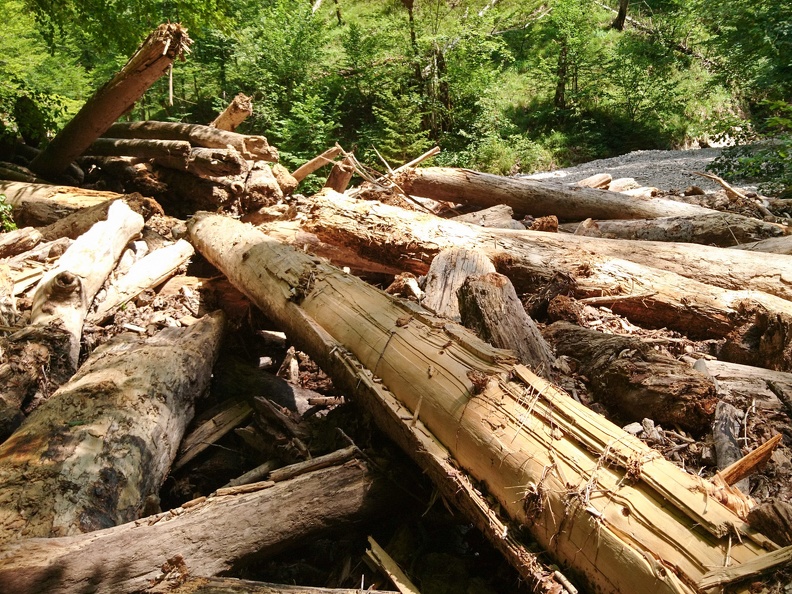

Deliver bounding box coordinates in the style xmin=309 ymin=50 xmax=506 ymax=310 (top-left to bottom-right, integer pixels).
xmin=104 ymin=120 xmax=278 ymax=162
xmin=0 ymin=457 xmax=390 ymax=594
xmin=0 ymin=226 xmax=43 ymax=258
xmin=29 ymin=24 xmax=192 ymax=181
xmin=188 ymin=211 xmax=781 ymax=594
xmin=392 ymin=166 xmax=716 ymax=219
xmin=544 ymin=321 xmax=718 ymax=432
xmin=559 ymin=211 xmax=787 ymax=247
xmin=84 ymin=138 xmax=192 ymax=160
xmin=154 ymin=146 xmax=249 ymax=179
xmin=0 ymin=311 xmax=223 ymax=544
xmin=0 ymin=181 xmax=121 ymax=226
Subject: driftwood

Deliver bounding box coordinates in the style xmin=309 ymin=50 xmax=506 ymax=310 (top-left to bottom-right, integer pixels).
xmin=29 ymin=24 xmax=192 ymax=181
xmin=544 ymin=321 xmax=717 ymax=432
xmin=188 ymin=211 xmax=780 ymax=594
xmin=458 ymin=272 xmax=555 ymax=376
xmin=105 ymin=121 xmax=278 ymax=162
xmin=0 ymin=459 xmax=390 ymax=594
xmin=392 ymin=166 xmax=715 ymax=219
xmin=0 ymin=312 xmax=223 ymax=544
xmin=84 ymin=138 xmax=192 ymax=160
xmin=209 ymin=92 xmax=253 ymax=132
xmin=421 ymin=247 xmax=495 ymax=320
xmin=559 ymin=211 xmax=787 ymax=247
xmin=154 ymin=146 xmax=248 ymax=179
xmin=0 ymin=227 xmax=43 ymax=258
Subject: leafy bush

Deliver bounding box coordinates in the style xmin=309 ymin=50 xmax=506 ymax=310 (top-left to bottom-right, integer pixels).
xmin=0 ymin=195 xmax=17 ymax=232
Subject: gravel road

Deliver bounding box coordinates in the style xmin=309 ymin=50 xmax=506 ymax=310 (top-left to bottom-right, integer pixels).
xmin=522 ymin=147 xmax=728 ymax=193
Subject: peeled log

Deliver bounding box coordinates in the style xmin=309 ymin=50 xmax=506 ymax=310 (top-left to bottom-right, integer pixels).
xmin=0 ymin=459 xmax=387 ymax=594
xmin=188 ymin=212 xmax=778 ymax=594
xmin=29 ymin=24 xmax=192 ymax=181
xmin=545 ymin=321 xmax=717 ymax=432
xmin=209 ymin=92 xmax=253 ymax=132
xmin=392 ymin=167 xmax=715 ymax=220
xmin=0 ymin=312 xmax=224 ymax=544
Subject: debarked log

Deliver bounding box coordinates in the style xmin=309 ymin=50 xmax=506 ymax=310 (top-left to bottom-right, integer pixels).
xmin=558 ymin=211 xmax=787 ymax=248
xmin=0 ymin=181 xmax=120 ymax=227
xmin=0 ymin=312 xmax=224 ymax=545
xmin=105 ymin=120 xmax=278 ymax=162
xmin=188 ymin=211 xmax=779 ymax=594
xmin=0 ymin=459 xmax=388 ymax=594
xmin=544 ymin=321 xmax=717 ymax=432
xmin=392 ymin=166 xmax=716 ymax=220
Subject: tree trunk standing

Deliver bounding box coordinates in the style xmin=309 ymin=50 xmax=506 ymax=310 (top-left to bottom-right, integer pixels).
xmin=392 ymin=166 xmax=716 ymax=219
xmin=0 ymin=460 xmax=390 ymax=594
xmin=544 ymin=321 xmax=717 ymax=432
xmin=611 ymin=0 xmax=629 ymax=30
xmin=28 ymin=24 xmax=192 ymax=181
xmin=209 ymin=92 xmax=253 ymax=132
xmin=104 ymin=121 xmax=279 ymax=162
xmin=554 ymin=43 xmax=568 ymax=109
xmin=0 ymin=312 xmax=224 ymax=544
xmin=188 ymin=212 xmax=778 ymax=594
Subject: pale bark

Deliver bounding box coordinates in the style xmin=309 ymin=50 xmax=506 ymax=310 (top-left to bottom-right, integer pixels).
xmin=188 ymin=212 xmax=779 ymax=594
xmin=105 ymin=121 xmax=278 ymax=162
xmin=545 ymin=321 xmax=718 ymax=432
xmin=0 ymin=181 xmax=118 ymax=226
xmin=729 ymin=234 xmax=792 ymax=254
xmin=0 ymin=460 xmax=389 ymax=594
xmin=713 ymin=401 xmax=750 ymax=492
xmin=324 ymin=154 xmax=355 ymax=193
xmin=451 ymin=204 xmax=525 ymax=229
xmin=291 ymin=146 xmax=342 ymax=182
xmin=89 ymin=239 xmax=195 ymax=323
xmin=704 ymin=359 xmax=792 ymax=412
xmin=29 ymin=24 xmax=192 ymax=181
xmin=31 ymin=200 xmax=144 ymax=367
xmin=209 ymin=92 xmax=253 ymax=132
xmin=392 ymin=166 xmax=715 ymax=219
xmin=0 ymin=312 xmax=223 ymax=544
xmin=559 ymin=212 xmax=787 ymax=247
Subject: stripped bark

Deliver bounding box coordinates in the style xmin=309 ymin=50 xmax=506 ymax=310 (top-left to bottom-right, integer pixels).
xmin=0 ymin=459 xmax=389 ymax=594
xmin=392 ymin=166 xmax=715 ymax=219
xmin=0 ymin=312 xmax=223 ymax=544
xmin=421 ymin=248 xmax=495 ymax=320
xmin=29 ymin=24 xmax=192 ymax=181
xmin=188 ymin=211 xmax=778 ymax=594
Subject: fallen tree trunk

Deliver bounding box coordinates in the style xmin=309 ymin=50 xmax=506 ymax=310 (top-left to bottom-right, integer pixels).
xmin=0 ymin=311 xmax=223 ymax=544
xmin=728 ymin=234 xmax=792 ymax=255
xmin=157 ymin=577 xmax=396 ymax=594
xmin=209 ymin=92 xmax=253 ymax=132
xmin=0 ymin=458 xmax=389 ymax=594
xmin=30 ymin=200 xmax=144 ymax=367
xmin=291 ymin=146 xmax=342 ymax=182
xmin=392 ymin=167 xmax=716 ymax=219
xmin=0 ymin=227 xmax=42 ymax=258
xmin=188 ymin=211 xmax=778 ymax=594
xmin=105 ymin=120 xmax=278 ymax=162
xmin=559 ymin=211 xmax=787 ymax=247
xmin=29 ymin=24 xmax=192 ymax=181
xmin=544 ymin=321 xmax=718 ymax=432
xmin=84 ymin=138 xmax=192 ymax=160
xmin=0 ymin=181 xmax=119 ymax=226
xmin=154 ymin=146 xmax=248 ymax=179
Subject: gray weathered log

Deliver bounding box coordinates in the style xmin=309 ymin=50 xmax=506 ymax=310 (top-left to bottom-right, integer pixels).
xmin=84 ymin=138 xmax=191 ymax=160
xmin=0 ymin=312 xmax=224 ymax=544
xmin=713 ymin=400 xmax=750 ymax=492
xmin=392 ymin=167 xmax=715 ymax=220
xmin=544 ymin=321 xmax=718 ymax=432
xmin=154 ymin=146 xmax=248 ymax=179
xmin=451 ymin=204 xmax=525 ymax=229
xmin=422 ymin=248 xmax=495 ymax=320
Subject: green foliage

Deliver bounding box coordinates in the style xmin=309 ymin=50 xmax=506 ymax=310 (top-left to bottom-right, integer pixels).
xmin=0 ymin=195 xmax=17 ymax=232
xmin=709 ymin=101 xmax=792 ymax=197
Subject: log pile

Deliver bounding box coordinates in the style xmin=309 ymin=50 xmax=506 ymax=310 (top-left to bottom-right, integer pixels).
xmin=3 ymin=21 xmax=792 ymax=594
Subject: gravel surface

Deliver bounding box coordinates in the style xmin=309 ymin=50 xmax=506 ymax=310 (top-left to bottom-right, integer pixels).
xmin=522 ymin=147 xmax=728 ymax=193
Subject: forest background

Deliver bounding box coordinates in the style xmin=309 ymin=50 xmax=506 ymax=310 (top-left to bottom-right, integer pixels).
xmin=2 ymin=0 xmax=791 ymax=196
